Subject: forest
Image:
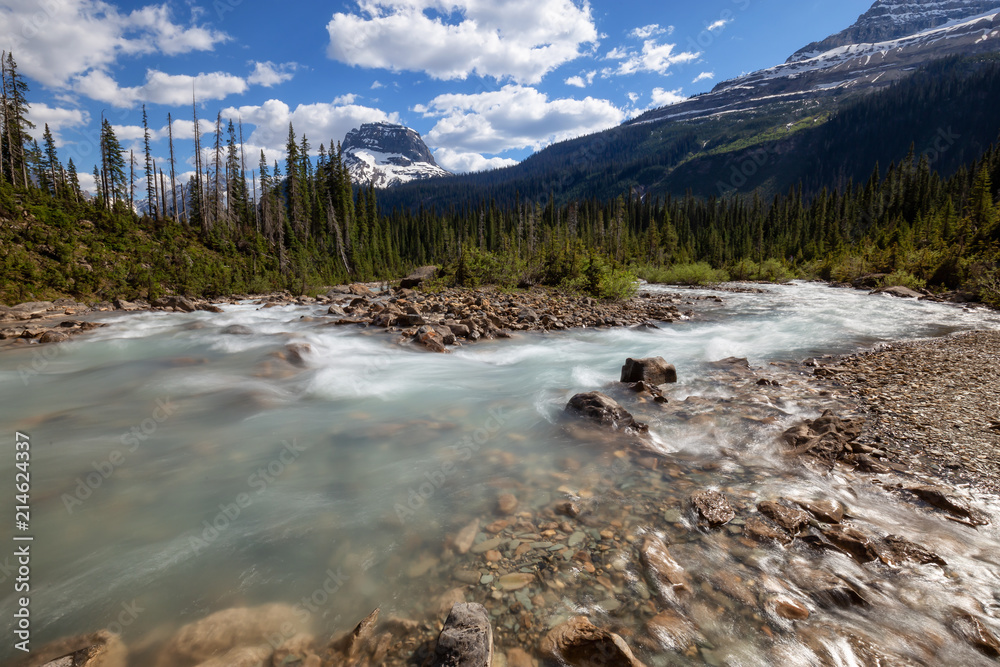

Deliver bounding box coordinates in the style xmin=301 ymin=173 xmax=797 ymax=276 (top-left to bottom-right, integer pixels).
xmin=1 ymin=50 xmax=998 ymax=306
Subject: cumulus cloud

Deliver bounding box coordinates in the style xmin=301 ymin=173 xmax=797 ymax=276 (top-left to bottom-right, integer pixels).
xmin=0 ymin=0 xmax=228 ymax=89
xmin=693 ymin=71 xmax=715 ymax=83
xmin=25 ymin=103 xmax=90 ymax=146
xmin=222 ymin=98 xmax=400 ymax=164
xmin=434 ymin=148 xmax=518 ymax=174
xmin=609 ymin=40 xmax=700 ymax=76
xmin=247 ymin=61 xmax=298 ymax=87
xmin=326 ymin=0 xmax=598 ymax=84
xmin=630 ymin=24 xmax=673 ymax=39
xmin=565 ymin=71 xmax=596 ymax=88
xmin=417 ymin=84 xmax=625 ymax=155
xmin=651 ymin=87 xmax=686 ymax=107
xmin=74 ymin=69 xmax=247 ymax=108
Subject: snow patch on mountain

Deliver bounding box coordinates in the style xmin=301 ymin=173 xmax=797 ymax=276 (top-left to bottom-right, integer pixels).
xmin=342 ymin=122 xmax=450 ymax=188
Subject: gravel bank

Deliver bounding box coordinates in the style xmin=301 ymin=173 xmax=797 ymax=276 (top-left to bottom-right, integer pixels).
xmin=818 ymin=330 xmax=1000 ymax=495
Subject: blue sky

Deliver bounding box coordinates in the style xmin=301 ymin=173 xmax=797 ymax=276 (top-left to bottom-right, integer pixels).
xmin=1 ymin=0 xmax=873 ymax=194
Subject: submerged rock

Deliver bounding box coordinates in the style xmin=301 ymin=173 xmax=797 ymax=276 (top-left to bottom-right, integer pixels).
xmin=794 ymin=498 xmax=846 ymax=524
xmin=620 ymin=357 xmax=677 ymax=385
xmin=565 ymin=392 xmax=648 ymax=434
xmin=952 ymin=611 xmax=1000 ymax=658
xmin=782 ymin=410 xmax=865 ymax=465
xmin=904 ymin=485 xmax=989 ymax=526
xmin=155 ymin=603 xmax=303 ymax=667
xmin=640 ymin=535 xmax=692 ymax=599
xmin=327 ymin=608 xmax=380 ymax=661
xmin=541 ymin=616 xmax=646 ymax=667
xmin=646 ymin=610 xmax=700 ymax=651
xmin=431 ymin=603 xmax=493 ymax=667
xmin=757 ymin=500 xmax=809 ymax=535
xmin=690 ymin=490 xmax=735 ymax=526
xmin=22 ymin=630 xmax=126 ymax=667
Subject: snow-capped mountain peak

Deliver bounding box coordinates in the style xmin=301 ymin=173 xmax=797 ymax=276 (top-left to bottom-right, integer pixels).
xmin=341 ymin=122 xmax=450 ymax=188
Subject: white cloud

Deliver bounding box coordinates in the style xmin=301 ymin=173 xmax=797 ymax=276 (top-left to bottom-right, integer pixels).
xmin=74 ymin=69 xmax=248 ymax=108
xmin=434 ymin=148 xmax=518 ymax=174
xmin=371 ymin=81 xmax=384 ymax=90
xmin=247 ymin=61 xmax=298 ymax=87
xmin=417 ymin=84 xmax=625 ymax=155
xmin=693 ymin=71 xmax=715 ymax=83
xmin=25 ymin=103 xmax=90 ymax=146
xmin=565 ymin=71 xmax=596 ymax=88
xmin=333 ymin=93 xmax=359 ymax=105
xmin=627 ymin=92 xmax=640 ymax=103
xmin=606 ymin=40 xmax=699 ymax=76
xmin=707 ymin=18 xmax=733 ymax=32
xmin=326 ymin=0 xmax=598 ymax=85
xmin=223 ymin=98 xmax=400 ymax=162
xmin=0 ymin=0 xmax=228 ymax=89
xmin=651 ymin=87 xmax=686 ymax=107
xmin=630 ymin=24 xmax=673 ymax=39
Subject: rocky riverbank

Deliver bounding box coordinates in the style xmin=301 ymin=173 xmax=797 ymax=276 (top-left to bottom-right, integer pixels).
xmin=808 ymin=330 xmax=1000 ymax=496
xmin=0 ymin=283 xmax=711 ymax=353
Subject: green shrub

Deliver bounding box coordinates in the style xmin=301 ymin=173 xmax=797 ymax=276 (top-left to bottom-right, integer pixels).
xmin=639 ymin=262 xmax=729 ymax=285
xmin=879 ymin=270 xmax=927 ymax=291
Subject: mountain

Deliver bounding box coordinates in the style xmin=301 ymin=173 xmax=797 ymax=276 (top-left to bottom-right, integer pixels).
xmin=633 ymin=5 xmax=1000 ymax=126
xmin=791 ymin=0 xmax=1000 ymax=59
xmin=342 ymin=122 xmax=450 ymax=188
xmin=380 ymin=0 xmax=1000 ymax=211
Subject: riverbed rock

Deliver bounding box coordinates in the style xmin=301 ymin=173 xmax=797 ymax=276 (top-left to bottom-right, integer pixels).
xmin=820 ymin=525 xmax=880 ymax=564
xmin=743 ymin=515 xmax=793 ymax=545
xmin=787 ymin=563 xmax=869 ymax=608
xmin=690 ymin=490 xmax=735 ymax=526
xmin=22 ymin=630 xmax=126 ymax=667
xmin=417 ymin=330 xmax=449 ymax=353
xmin=497 ymin=493 xmax=518 ymax=515
xmin=153 ymin=295 xmax=197 ymax=312
xmin=620 ymin=357 xmax=677 ymax=385
xmin=646 ymin=610 xmax=699 ymax=651
xmin=431 ymin=603 xmax=493 ymax=667
xmin=454 ymin=519 xmax=479 ymax=554
xmin=904 ymin=485 xmax=989 ymax=525
xmin=38 ymin=330 xmax=70 ymax=344
xmin=794 ymin=498 xmax=845 ymax=524
xmin=221 ymin=324 xmax=253 ymax=335
xmin=871 ymin=285 xmax=923 ymax=299
xmin=877 ymin=534 xmax=947 ymax=567
xmin=540 ymin=616 xmax=646 ymax=667
xmin=952 ymin=611 xmax=1000 ymax=658
xmin=327 ymin=608 xmax=380 ymax=660
xmin=782 ymin=410 xmax=864 ymax=465
xmin=565 ymin=392 xmax=648 ymax=434
xmin=400 ymin=266 xmax=438 ymax=289
xmin=640 ymin=535 xmax=692 ymax=599
xmin=757 ymin=501 xmax=809 ymax=535
xmin=155 ymin=603 xmax=304 ymax=667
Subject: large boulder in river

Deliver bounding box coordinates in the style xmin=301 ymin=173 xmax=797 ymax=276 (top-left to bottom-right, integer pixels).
xmin=400 ymin=265 xmax=438 ymax=289
xmin=872 ymin=285 xmax=923 ymax=299
xmin=541 ymin=616 xmax=646 ymax=667
xmin=431 ymin=603 xmax=493 ymax=667
xmin=620 ymin=357 xmax=677 ymax=385
xmin=566 ymin=392 xmax=648 ymax=434
xmin=152 ymin=295 xmax=197 ymax=312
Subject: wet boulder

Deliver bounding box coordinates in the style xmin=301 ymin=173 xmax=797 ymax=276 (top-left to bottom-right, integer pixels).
xmin=620 ymin=357 xmax=677 ymax=385
xmin=565 ymin=392 xmax=648 ymax=434
xmin=690 ymin=490 xmax=735 ymax=526
xmin=431 ymin=603 xmax=493 ymax=667
xmin=221 ymin=324 xmax=253 ymax=335
xmin=743 ymin=515 xmax=793 ymax=545
xmin=757 ymin=500 xmax=810 ymax=536
xmin=400 ymin=265 xmax=438 ymax=289
xmin=952 ymin=611 xmax=1000 ymax=658
xmin=646 ymin=610 xmax=700 ymax=651
xmin=794 ymin=498 xmax=845 ymax=524
xmin=541 ymin=616 xmax=646 ymax=667
xmin=871 ymin=285 xmax=923 ymax=299
xmin=877 ymin=535 xmax=946 ymax=568
xmin=153 ymin=295 xmax=197 ymax=312
xmin=781 ymin=411 xmax=864 ymax=465
xmin=38 ymin=330 xmax=70 ymax=344
xmin=820 ymin=525 xmax=880 ymax=564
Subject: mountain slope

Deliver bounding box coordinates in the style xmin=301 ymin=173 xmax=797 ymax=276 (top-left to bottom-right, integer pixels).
xmin=792 ymin=0 xmax=1000 ymax=60
xmin=342 ymin=122 xmax=450 ymax=188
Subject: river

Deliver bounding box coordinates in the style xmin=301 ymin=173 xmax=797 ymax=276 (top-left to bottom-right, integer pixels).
xmin=2 ymin=282 xmax=1000 ymax=665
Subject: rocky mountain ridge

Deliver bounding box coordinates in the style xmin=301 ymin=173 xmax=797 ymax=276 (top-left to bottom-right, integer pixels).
xmin=341 ymin=122 xmax=450 ymax=188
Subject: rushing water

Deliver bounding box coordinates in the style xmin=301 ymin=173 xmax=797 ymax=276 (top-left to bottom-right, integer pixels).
xmin=2 ymin=282 xmax=1000 ymax=665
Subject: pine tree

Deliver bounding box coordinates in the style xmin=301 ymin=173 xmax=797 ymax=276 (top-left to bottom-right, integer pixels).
xmin=142 ymin=105 xmax=157 ymax=220
xmin=2 ymin=52 xmax=34 ymax=188
xmin=41 ymin=124 xmax=59 ymax=196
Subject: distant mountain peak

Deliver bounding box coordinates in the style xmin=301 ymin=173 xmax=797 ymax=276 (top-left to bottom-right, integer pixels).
xmin=342 ymin=122 xmax=450 ymax=188
xmin=789 ymin=0 xmax=1000 ymax=62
